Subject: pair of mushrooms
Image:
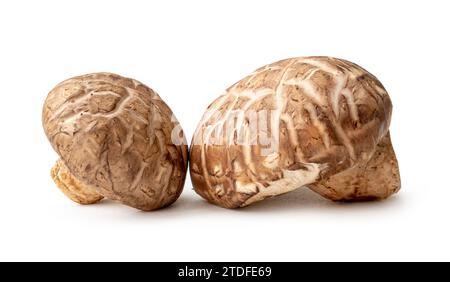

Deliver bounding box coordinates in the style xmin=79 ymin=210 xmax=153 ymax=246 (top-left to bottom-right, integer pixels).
xmin=42 ymin=57 xmax=401 ymax=211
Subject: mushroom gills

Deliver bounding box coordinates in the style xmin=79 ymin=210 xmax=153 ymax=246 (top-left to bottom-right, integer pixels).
xmin=50 ymin=159 xmax=104 ymax=204
xmin=241 ymin=162 xmax=323 ymax=206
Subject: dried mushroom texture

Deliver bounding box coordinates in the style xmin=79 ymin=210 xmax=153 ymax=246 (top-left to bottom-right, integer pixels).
xmin=190 ymin=56 xmax=400 ymax=208
xmin=43 ymin=73 xmax=188 ymax=211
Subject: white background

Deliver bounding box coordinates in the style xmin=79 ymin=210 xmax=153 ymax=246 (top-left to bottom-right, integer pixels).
xmin=0 ymin=0 xmax=449 ymax=261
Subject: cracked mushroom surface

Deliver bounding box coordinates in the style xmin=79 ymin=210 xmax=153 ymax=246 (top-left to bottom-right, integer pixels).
xmin=43 ymin=73 xmax=188 ymax=211
xmin=190 ymin=56 xmax=400 ymax=208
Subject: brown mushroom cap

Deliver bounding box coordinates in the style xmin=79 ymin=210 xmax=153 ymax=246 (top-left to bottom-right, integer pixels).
xmin=43 ymin=73 xmax=188 ymax=211
xmin=190 ymin=56 xmax=400 ymax=208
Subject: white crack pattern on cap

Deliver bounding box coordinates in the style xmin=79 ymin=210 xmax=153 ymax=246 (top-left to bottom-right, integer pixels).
xmin=190 ymin=56 xmax=400 ymax=208
xmin=43 ymin=73 xmax=188 ymax=211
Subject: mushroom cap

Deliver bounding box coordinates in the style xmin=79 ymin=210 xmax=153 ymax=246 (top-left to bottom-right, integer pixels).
xmin=190 ymin=56 xmax=398 ymax=208
xmin=43 ymin=73 xmax=188 ymax=211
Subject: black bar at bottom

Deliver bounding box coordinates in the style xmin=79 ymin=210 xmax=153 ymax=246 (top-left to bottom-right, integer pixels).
xmin=0 ymin=261 xmax=442 ymax=280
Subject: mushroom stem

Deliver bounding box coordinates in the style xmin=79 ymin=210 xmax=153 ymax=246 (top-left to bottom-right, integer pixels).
xmin=308 ymin=131 xmax=401 ymax=201
xmin=50 ymin=159 xmax=104 ymax=205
